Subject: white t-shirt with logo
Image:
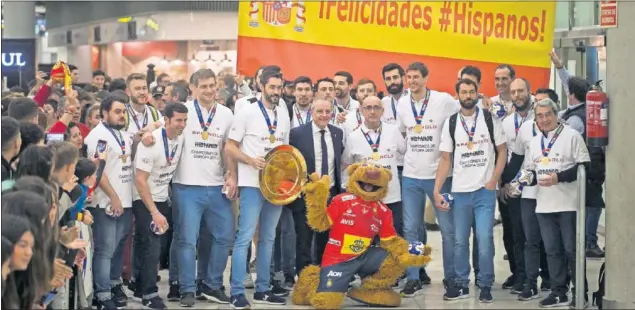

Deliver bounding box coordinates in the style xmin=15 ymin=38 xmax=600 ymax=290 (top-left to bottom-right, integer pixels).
xmin=123 ymin=104 xmax=164 ymax=138
xmin=502 ymin=112 xmax=535 ymax=162
xmin=134 ymin=127 xmax=184 ymax=202
xmin=172 ymin=101 xmax=233 ymax=186
xmin=398 ymin=90 xmax=459 ymax=180
xmin=526 ymin=124 xmax=590 ymax=213
xmin=84 ymin=122 xmax=134 ymax=209
xmin=291 ymin=104 xmax=312 ymax=129
xmin=342 ymin=123 xmax=406 ymax=204
xmin=439 ymin=108 xmax=506 ymax=193
xmin=228 ymin=101 xmax=291 ymax=188
xmin=515 ymin=120 xmax=540 ymax=199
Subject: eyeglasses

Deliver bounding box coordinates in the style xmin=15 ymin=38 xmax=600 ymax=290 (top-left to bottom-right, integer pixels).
xmin=362 ymin=106 xmax=383 ymax=112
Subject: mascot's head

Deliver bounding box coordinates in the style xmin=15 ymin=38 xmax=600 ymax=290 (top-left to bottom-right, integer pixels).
xmin=346 ymin=162 xmax=391 ymax=202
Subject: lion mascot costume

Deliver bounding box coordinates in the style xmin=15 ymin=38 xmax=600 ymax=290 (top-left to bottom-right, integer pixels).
xmin=291 ymin=162 xmax=432 ymax=309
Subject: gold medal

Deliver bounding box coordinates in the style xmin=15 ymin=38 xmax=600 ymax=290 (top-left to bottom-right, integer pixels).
xmin=540 ymin=156 xmax=550 ymax=165
xmin=201 ymin=131 xmax=209 ymax=140
xmin=120 ymin=154 xmax=127 ymax=164
xmin=371 ymin=152 xmax=381 ymax=161
xmin=467 ymin=141 xmax=474 ymax=150
xmin=413 ymin=124 xmax=423 ymax=133
xmin=269 ymin=134 xmax=276 ymax=143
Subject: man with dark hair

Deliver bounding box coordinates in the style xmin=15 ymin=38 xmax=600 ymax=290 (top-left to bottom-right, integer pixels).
xmin=69 ymin=64 xmax=80 ymax=84
xmin=93 ymin=70 xmax=107 ymax=90
xmin=333 ymin=71 xmax=358 ymax=112
xmin=535 ymin=88 xmax=559 ymax=103
xmin=19 ymin=122 xmax=45 ymax=153
xmin=289 ymin=76 xmax=313 ymax=129
xmin=380 ymin=63 xmax=408 ymax=125
xmin=282 ymin=79 xmax=295 ymax=106
xmin=315 ymin=77 xmax=336 ymax=104
xmin=156 ymin=73 xmax=170 ymax=87
xmin=7 ymin=97 xmax=39 ymax=124
xmin=109 ymin=78 xmax=127 ymax=92
xmin=1 ymin=116 xmax=21 ymax=181
xmin=492 ymin=64 xmax=516 ymax=111
xmin=169 ymin=84 xmax=189 ymax=103
xmin=234 ymin=66 xmax=286 ymax=114
xmin=133 ymin=102 xmax=187 ymax=309
xmin=48 ymin=92 xmax=91 ymax=138
xmin=125 ymin=73 xmax=163 ymax=139
xmin=83 ymin=84 xmax=100 ymax=93
xmin=356 ymin=78 xmax=377 ymax=103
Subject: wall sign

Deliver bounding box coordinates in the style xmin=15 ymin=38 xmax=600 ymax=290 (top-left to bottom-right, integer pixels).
xmin=1 ymin=39 xmax=36 ymax=88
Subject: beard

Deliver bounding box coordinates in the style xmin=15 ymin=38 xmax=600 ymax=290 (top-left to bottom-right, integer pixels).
xmin=514 ymin=96 xmax=531 ymax=112
xmin=264 ymin=93 xmax=280 ymax=104
xmin=459 ymin=98 xmax=477 ymax=110
xmin=387 ymin=83 xmax=404 ymax=95
xmin=108 ymin=122 xmax=125 ymax=131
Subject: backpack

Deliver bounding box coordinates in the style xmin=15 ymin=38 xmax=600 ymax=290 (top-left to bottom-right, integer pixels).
xmin=448 ymin=109 xmax=498 ymax=162
xmin=124 ymin=105 xmax=160 ymax=131
xmin=593 ymin=262 xmax=605 ymax=309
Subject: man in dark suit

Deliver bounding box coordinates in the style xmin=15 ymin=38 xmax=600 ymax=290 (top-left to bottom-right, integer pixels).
xmin=288 ymin=98 xmax=344 ymax=275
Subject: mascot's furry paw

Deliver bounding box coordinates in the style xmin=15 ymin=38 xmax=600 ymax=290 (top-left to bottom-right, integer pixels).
xmin=310 ymin=292 xmax=346 ymax=310
xmin=399 ymin=252 xmax=432 ymax=267
xmin=291 ymin=265 xmax=321 ymax=306
xmin=302 ymin=173 xmax=331 ymax=232
xmin=381 ymin=237 xmax=432 ymax=268
xmin=348 ymin=287 xmax=401 ymax=308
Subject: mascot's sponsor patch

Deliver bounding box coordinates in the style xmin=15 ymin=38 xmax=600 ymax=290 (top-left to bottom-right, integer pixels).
xmin=341 ymin=234 xmax=370 ymax=255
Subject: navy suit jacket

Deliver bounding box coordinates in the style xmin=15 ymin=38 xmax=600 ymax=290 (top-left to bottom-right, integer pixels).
xmin=289 ymin=122 xmax=344 ymax=192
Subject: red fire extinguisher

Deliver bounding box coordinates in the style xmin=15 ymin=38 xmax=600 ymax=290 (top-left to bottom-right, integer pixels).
xmin=586 ymin=88 xmax=609 ymax=147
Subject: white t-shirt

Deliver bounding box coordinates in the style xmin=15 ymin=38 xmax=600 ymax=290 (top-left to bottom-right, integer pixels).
xmin=228 ymin=100 xmax=291 ymax=188
xmin=340 ymin=109 xmax=364 ymax=138
xmin=398 ymin=90 xmax=459 ymax=180
xmin=502 ymin=112 xmax=535 ymax=162
xmin=235 ymin=93 xmax=288 ymax=118
xmin=335 ymin=97 xmax=359 ymax=113
xmin=342 ymin=123 xmax=406 ymax=204
xmin=123 ymin=104 xmax=164 ymax=138
xmin=172 ymin=101 xmax=234 ymax=186
xmin=381 ymin=89 xmax=411 ymax=125
xmin=439 ymin=108 xmax=506 ymax=193
xmin=291 ymin=104 xmax=312 ymax=129
xmin=134 ymin=127 xmax=184 ymax=202
xmin=526 ymin=124 xmax=590 ymax=213
xmin=515 ymin=120 xmax=540 ymax=199
xmin=84 ymin=122 xmax=134 ymax=209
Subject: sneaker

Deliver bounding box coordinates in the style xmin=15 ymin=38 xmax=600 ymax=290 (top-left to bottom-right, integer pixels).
xmin=167 ymin=282 xmax=180 ymax=302
xmin=180 ymin=292 xmax=196 ymax=307
xmin=444 ymin=284 xmax=469 ymax=300
xmin=142 ymin=296 xmax=168 ymax=309
xmin=425 ymin=223 xmax=440 ymax=231
xmin=249 ymin=260 xmax=257 ymax=272
xmin=518 ymin=284 xmax=540 ymax=301
xmin=254 ymin=291 xmax=286 ymax=305
xmin=511 ymin=282 xmax=524 ymax=294
xmin=569 ymin=294 xmax=589 ymax=309
xmin=539 ymin=293 xmax=569 ymax=308
xmin=271 ymin=280 xmax=289 ymax=297
xmin=127 ymin=280 xmax=137 ymax=294
xmin=400 ymin=280 xmax=422 ymax=297
xmin=97 ymin=299 xmax=118 ymax=310
xmin=200 ymin=284 xmax=230 ymax=304
xmin=243 ymin=273 xmax=255 ymax=289
xmin=479 ymin=287 xmax=493 ymax=303
xmin=419 ymin=268 xmax=431 ymax=285
xmin=230 ymin=294 xmax=251 ymax=309
xmin=541 ymin=279 xmax=552 ymax=292
xmin=284 ymin=274 xmax=295 ymax=289
xmin=195 ymin=280 xmax=205 ymax=300
xmin=132 ymin=289 xmax=142 ymax=301
xmin=475 ymin=278 xmax=481 ymax=289
xmin=586 ymin=244 xmax=605 ymax=259
xmin=111 ymin=284 xmax=128 ymax=308
xmin=501 ymin=275 xmax=515 ymax=289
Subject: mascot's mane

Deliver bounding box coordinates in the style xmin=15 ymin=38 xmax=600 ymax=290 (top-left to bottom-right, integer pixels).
xmin=346 ymin=162 xmax=392 ymax=202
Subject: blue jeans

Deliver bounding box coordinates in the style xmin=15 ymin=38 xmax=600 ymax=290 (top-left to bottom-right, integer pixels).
xmin=585 ymin=207 xmax=602 ymax=248
xmin=169 ymin=188 xmax=180 ymax=284
xmin=402 ymin=176 xmax=454 ymax=281
xmin=173 ymin=184 xmax=235 ymax=293
xmin=272 ymin=207 xmax=296 ymax=276
xmin=452 ymin=187 xmax=496 ymax=288
xmin=230 ymin=187 xmax=283 ymax=296
xmin=91 ymin=207 xmax=133 ymax=301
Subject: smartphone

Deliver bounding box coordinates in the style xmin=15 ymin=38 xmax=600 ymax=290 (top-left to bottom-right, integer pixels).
xmin=39 ymin=290 xmax=57 ymax=306
xmin=46 ymin=133 xmax=65 ymax=144
xmin=95 ymin=140 xmax=107 ymax=158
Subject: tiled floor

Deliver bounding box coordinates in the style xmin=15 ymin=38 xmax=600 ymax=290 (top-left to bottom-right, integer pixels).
xmin=126 ymin=225 xmax=604 ymax=309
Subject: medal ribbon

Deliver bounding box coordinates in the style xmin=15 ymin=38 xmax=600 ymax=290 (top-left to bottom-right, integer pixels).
xmin=258 ymin=100 xmax=278 ymax=135
xmin=126 ymin=104 xmax=148 ymax=130
xmin=356 ymin=109 xmax=362 ymax=127
xmin=105 ymin=123 xmax=126 ymax=157
xmin=362 ymin=125 xmax=382 ymax=153
xmin=410 ymin=89 xmax=430 ymax=125
xmin=514 ymin=112 xmax=525 ymax=136
xmin=540 ymin=124 xmax=564 ymax=157
xmin=459 ymin=107 xmax=480 ymax=143
xmin=194 ymin=100 xmax=217 ymax=133
xmin=532 ymin=123 xmax=538 ymax=137
xmin=330 ymin=102 xmax=337 ymax=124
xmin=391 ymin=97 xmax=397 ymax=119
xmin=162 ymin=128 xmax=179 ymax=165
xmin=294 ymin=105 xmax=311 ymax=125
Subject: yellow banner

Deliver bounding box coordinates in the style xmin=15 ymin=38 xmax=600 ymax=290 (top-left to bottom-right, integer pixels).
xmin=238 ymin=1 xmax=556 ymax=68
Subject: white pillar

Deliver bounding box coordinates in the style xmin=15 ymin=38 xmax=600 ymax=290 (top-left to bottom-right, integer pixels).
xmin=2 ymin=1 xmax=36 ymax=39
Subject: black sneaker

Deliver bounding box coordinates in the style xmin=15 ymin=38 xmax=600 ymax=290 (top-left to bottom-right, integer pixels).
xmin=541 ymin=279 xmax=552 ymax=292
xmin=133 ymin=289 xmax=142 ymax=301
xmin=419 ymin=268 xmax=431 ymax=285
xmin=127 ymin=280 xmax=137 ymax=295
xmin=254 ymin=290 xmax=286 ymax=305
xmin=111 ymin=284 xmax=127 ymax=308
xmin=569 ymin=294 xmax=589 ymax=309
xmin=511 ymin=282 xmax=524 ymax=294
xmin=270 ymin=280 xmax=289 ymax=297
xmin=444 ymin=284 xmax=469 ymax=300
xmin=200 ymin=284 xmax=230 ymax=304
xmin=284 ymin=274 xmax=295 ymax=289
xmin=425 ymin=223 xmax=440 ymax=231
xmin=167 ymin=282 xmax=180 ymax=302
xmin=400 ymin=280 xmax=422 ymax=297
xmin=195 ymin=279 xmax=205 ymax=300
xmin=230 ymin=294 xmax=251 ymax=309
xmin=539 ymin=293 xmax=569 ymax=308
xmin=501 ymin=275 xmax=515 ymax=289
xmin=586 ymin=245 xmax=605 ymax=259
xmin=142 ymin=296 xmax=168 ymax=309
xmin=97 ymin=299 xmax=118 ymax=310
xmin=479 ymin=287 xmax=493 ymax=303
xmin=518 ymin=284 xmax=540 ymax=301
xmin=180 ymin=292 xmax=196 ymax=307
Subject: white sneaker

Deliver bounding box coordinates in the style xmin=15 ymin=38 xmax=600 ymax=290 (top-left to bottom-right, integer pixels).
xmin=244 ymin=273 xmax=255 ymax=289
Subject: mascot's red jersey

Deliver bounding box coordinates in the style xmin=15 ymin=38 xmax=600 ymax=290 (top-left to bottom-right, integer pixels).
xmin=323 ymin=193 xmax=397 ymax=267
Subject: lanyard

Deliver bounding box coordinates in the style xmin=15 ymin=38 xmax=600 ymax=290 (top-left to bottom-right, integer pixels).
xmin=194 ymin=100 xmax=217 ymax=132
xmin=330 ymin=102 xmax=337 ymax=124
xmin=514 ymin=112 xmax=525 ymax=136
xmin=459 ymin=108 xmax=480 ymax=143
xmin=540 ymin=124 xmax=564 ymax=157
xmin=532 ymin=122 xmax=538 ymax=137
xmin=162 ymin=128 xmax=179 ymax=166
xmin=105 ymin=123 xmax=126 ymax=156
xmin=362 ymin=125 xmax=382 ymax=153
xmin=294 ymin=105 xmax=311 ymax=125
xmin=391 ymin=97 xmax=397 ymax=119
xmin=356 ymin=109 xmax=362 ymax=127
xmin=410 ymin=89 xmax=430 ymax=125
xmin=126 ymin=104 xmax=147 ymax=131
xmin=258 ymin=100 xmax=278 ymax=136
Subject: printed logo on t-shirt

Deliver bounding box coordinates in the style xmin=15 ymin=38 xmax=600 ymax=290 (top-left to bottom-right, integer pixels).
xmin=341 ymin=234 xmax=370 ymax=255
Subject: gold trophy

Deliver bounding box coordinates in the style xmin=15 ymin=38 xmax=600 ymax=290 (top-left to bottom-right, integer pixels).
xmin=258 ymin=145 xmax=308 ymax=205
